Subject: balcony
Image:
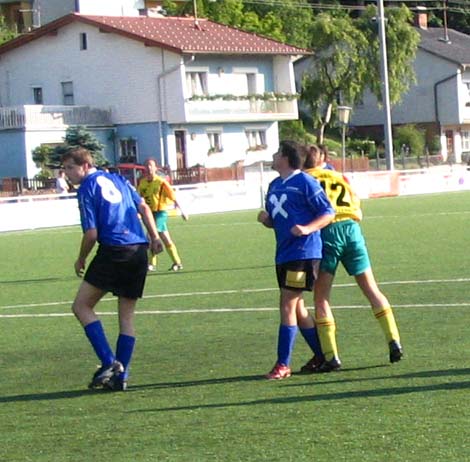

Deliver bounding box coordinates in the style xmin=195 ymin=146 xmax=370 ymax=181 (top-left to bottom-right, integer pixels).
xmin=0 ymin=105 xmax=113 ymax=130
xmin=185 ymin=97 xmax=298 ymax=123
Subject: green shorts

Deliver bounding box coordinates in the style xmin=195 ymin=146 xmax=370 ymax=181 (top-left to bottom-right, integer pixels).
xmin=154 ymin=211 xmax=169 ymax=232
xmin=320 ymin=220 xmax=370 ymax=276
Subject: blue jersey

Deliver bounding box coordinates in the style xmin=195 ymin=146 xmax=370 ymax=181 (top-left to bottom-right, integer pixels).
xmin=265 ymin=171 xmax=334 ymax=264
xmin=77 ymin=170 xmax=148 ymax=246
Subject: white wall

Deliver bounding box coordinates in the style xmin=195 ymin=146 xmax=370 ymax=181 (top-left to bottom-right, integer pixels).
xmin=0 ymin=22 xmax=181 ymax=124
xmin=37 ymin=0 xmax=145 ymax=26
xmin=78 ymin=0 xmax=144 ymax=16
xmin=3 ymin=166 xmax=470 ymax=233
xmin=24 ymin=128 xmax=68 ymax=177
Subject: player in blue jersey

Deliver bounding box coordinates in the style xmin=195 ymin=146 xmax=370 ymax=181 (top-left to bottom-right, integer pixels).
xmin=62 ymin=147 xmax=163 ymax=391
xmin=257 ymin=140 xmax=335 ymax=380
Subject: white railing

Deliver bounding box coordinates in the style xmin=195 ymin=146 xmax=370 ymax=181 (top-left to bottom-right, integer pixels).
xmin=0 ymin=105 xmax=113 ymax=130
xmin=186 ymin=99 xmax=297 ymax=118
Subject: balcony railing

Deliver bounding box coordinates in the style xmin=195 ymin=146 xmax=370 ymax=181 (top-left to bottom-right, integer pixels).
xmin=185 ymin=99 xmax=297 ymax=120
xmin=0 ymin=105 xmax=113 ymax=130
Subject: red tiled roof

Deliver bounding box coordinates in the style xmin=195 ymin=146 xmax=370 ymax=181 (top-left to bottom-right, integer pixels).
xmin=0 ymin=13 xmax=311 ymax=56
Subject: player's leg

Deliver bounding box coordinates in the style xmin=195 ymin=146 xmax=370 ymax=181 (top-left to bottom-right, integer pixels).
xmin=355 ymin=270 xmax=403 ymax=362
xmin=296 ymin=297 xmax=324 ymax=372
xmin=108 ymin=296 xmax=138 ymax=391
xmin=106 ymin=243 xmax=148 ymax=390
xmin=148 ymin=212 xmax=159 ymax=270
xmin=157 ymin=212 xmax=183 ymax=271
xmin=314 ymin=271 xmax=341 ymax=371
xmin=72 ymin=281 xmax=122 ymax=388
xmin=265 ymin=288 xmax=301 ymax=380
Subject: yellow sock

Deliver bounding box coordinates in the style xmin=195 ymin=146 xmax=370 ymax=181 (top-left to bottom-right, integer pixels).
xmin=373 ymin=306 xmax=400 ymax=343
xmin=149 ymin=252 xmax=157 ymax=267
xmin=166 ymin=243 xmax=181 ymax=265
xmin=315 ymin=316 xmax=338 ymax=361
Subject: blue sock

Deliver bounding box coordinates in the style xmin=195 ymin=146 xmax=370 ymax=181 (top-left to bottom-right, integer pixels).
xmin=116 ymin=334 xmax=136 ymax=380
xmin=300 ymin=326 xmax=324 ymax=359
xmin=277 ymin=324 xmax=298 ymax=366
xmin=84 ymin=320 xmax=115 ymax=367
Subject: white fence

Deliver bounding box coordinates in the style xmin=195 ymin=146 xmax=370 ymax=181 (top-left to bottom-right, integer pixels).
xmin=1 ymin=165 xmax=469 ymax=233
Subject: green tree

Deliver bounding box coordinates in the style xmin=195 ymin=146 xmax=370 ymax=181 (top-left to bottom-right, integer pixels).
xmin=0 ymin=15 xmax=17 ymax=44
xmin=38 ymin=126 xmax=108 ymax=168
xmin=32 ymin=145 xmax=54 ymax=179
xmin=301 ymin=13 xmax=369 ymax=143
xmin=358 ymin=5 xmax=420 ymax=105
xmin=301 ymin=6 xmax=419 ymax=143
xmin=243 ymin=0 xmax=314 ymax=48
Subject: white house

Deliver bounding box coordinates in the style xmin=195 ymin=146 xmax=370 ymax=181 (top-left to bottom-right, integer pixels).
xmin=0 ymin=0 xmax=154 ymax=31
xmin=0 ymin=12 xmax=307 ymax=178
xmin=350 ymin=12 xmax=470 ymax=163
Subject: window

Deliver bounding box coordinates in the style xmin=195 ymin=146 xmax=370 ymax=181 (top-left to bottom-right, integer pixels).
xmin=119 ymin=138 xmax=138 ymax=163
xmin=461 ymin=131 xmax=470 ymax=152
xmin=246 ymin=73 xmax=257 ymax=95
xmin=207 ymin=131 xmax=223 ymax=153
xmin=186 ymin=71 xmax=208 ymax=97
xmin=32 ymin=87 xmax=43 ymax=105
xmin=61 ymin=81 xmax=74 ymax=105
xmin=245 ymin=129 xmax=267 ymax=151
xmin=79 ymin=33 xmax=87 ymax=51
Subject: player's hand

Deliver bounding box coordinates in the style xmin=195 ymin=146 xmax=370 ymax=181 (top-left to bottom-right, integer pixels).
xmin=257 ymin=210 xmax=269 ymax=223
xmin=290 ymin=224 xmax=309 ymax=236
xmin=150 ymin=238 xmax=164 ymax=255
xmin=74 ymin=258 xmax=85 ymax=278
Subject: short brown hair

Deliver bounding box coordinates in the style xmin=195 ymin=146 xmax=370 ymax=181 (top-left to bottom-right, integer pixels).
xmin=61 ymin=147 xmax=94 ymax=167
xmin=303 ymin=145 xmax=321 ymax=169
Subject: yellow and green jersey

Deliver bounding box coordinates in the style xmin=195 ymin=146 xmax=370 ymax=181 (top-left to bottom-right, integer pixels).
xmin=304 ymin=167 xmax=362 ymax=222
xmin=137 ymin=175 xmax=176 ymax=212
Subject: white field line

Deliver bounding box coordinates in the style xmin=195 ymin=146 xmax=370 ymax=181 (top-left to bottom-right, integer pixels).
xmin=2 ymin=303 xmax=470 ymax=319
xmin=2 ymin=277 xmax=470 ymax=311
xmin=1 ymin=276 xmax=470 ymax=318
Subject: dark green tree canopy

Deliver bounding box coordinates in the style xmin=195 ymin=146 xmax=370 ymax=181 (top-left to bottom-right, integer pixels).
xmin=32 ymin=126 xmax=107 ymax=175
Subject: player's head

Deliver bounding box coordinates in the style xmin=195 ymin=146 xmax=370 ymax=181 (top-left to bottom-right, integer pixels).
xmin=303 ymin=144 xmax=322 ymax=169
xmin=276 ymin=140 xmax=304 ymax=170
xmin=143 ymin=158 xmax=158 ymax=177
xmin=318 ymin=144 xmax=329 ymax=164
xmin=61 ymin=147 xmax=94 ymax=185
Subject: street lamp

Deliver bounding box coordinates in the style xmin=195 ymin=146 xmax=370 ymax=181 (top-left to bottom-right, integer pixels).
xmin=337 ymin=105 xmax=352 ymax=172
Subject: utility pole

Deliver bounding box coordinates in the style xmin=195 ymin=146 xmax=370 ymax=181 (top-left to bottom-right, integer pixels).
xmin=377 ymin=0 xmax=394 ymax=170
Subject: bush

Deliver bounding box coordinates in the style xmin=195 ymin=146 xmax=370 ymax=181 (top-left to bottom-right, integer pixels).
xmin=394 ymin=125 xmax=425 ymax=156
xmin=279 ymin=120 xmax=315 ymax=144
xmin=347 ymin=139 xmax=376 ymax=159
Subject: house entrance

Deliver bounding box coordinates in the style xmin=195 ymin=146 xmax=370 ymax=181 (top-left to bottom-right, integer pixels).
xmin=445 ymin=130 xmax=454 ymax=159
xmin=174 ymin=130 xmax=187 ymax=169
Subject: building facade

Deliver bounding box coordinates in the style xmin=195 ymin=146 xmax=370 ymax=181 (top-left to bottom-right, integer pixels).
xmin=0 ymin=13 xmax=306 ymax=177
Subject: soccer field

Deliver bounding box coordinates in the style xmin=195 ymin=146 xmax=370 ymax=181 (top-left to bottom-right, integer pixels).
xmin=1 ymin=191 xmax=470 ymax=461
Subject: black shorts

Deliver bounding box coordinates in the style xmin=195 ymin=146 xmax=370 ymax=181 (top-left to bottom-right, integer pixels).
xmin=276 ymin=259 xmax=320 ymax=292
xmin=84 ymin=244 xmax=149 ymax=299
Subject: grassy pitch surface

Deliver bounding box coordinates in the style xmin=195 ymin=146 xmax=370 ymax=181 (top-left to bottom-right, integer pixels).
xmin=1 ymin=191 xmax=470 ymax=461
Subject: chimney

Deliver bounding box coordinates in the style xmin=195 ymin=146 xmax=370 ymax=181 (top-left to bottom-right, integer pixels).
xmin=414 ymin=6 xmax=428 ymax=30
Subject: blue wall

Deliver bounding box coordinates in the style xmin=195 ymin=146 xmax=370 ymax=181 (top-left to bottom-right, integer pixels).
xmin=114 ymin=122 xmax=166 ymax=166
xmin=0 ymin=131 xmax=27 ymax=177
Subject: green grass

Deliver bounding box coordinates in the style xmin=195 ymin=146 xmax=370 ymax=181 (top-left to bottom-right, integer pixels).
xmin=2 ymin=192 xmax=470 ymax=461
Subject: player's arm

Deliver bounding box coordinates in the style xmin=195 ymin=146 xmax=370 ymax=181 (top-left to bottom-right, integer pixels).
xmin=174 ymin=198 xmax=189 ymax=221
xmin=257 ymin=210 xmax=273 ymax=228
xmin=163 ymin=181 xmax=189 ymax=221
xmin=138 ymin=199 xmax=164 ymax=255
xmin=290 ymin=212 xmax=334 ymax=236
xmin=75 ymin=228 xmax=97 ymax=277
